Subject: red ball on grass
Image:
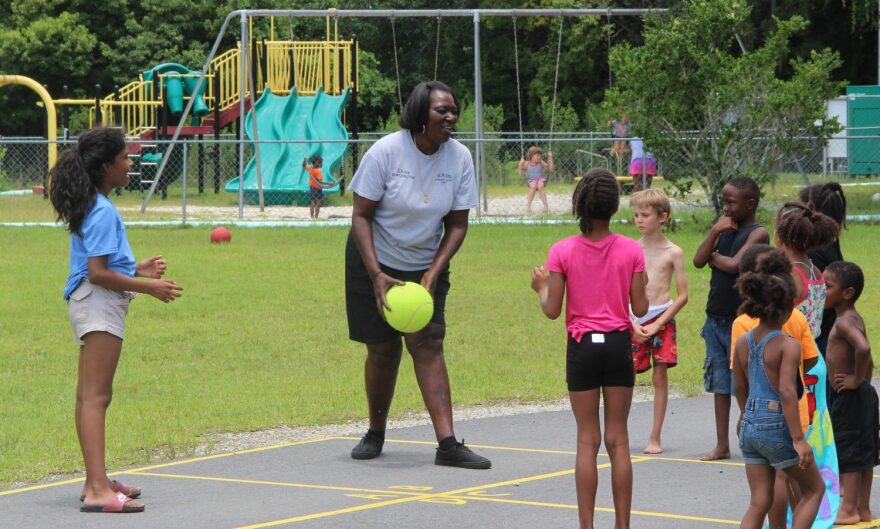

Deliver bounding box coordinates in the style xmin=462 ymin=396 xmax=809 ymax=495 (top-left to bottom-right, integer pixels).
xmin=211 ymin=226 xmax=232 ymax=243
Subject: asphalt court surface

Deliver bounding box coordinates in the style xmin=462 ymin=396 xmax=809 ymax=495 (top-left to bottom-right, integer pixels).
xmin=3 ymin=395 xmax=880 ymax=529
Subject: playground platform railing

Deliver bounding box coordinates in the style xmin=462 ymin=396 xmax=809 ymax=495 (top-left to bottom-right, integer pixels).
xmin=0 ymin=132 xmax=873 ymax=224
xmin=88 ymin=39 xmax=355 ymax=137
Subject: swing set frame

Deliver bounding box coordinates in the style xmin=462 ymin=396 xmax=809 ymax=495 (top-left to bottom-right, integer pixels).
xmin=140 ymin=8 xmax=665 ymax=218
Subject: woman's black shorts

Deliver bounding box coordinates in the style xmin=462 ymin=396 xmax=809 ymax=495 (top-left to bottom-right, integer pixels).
xmin=566 ymin=330 xmax=634 ymax=391
xmin=345 ymin=231 xmax=450 ymax=344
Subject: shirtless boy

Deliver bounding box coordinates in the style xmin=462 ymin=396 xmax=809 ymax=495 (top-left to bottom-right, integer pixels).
xmin=823 ymin=260 xmax=878 ymax=525
xmin=630 ymin=189 xmax=689 ymax=453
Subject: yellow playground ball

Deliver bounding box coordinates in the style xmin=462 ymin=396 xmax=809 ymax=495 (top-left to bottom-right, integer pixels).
xmin=383 ymin=282 xmax=434 ymax=333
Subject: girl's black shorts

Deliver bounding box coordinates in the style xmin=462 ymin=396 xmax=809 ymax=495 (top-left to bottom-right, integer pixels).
xmin=345 ymin=232 xmax=449 ymax=344
xmin=566 ymin=330 xmax=634 ymax=392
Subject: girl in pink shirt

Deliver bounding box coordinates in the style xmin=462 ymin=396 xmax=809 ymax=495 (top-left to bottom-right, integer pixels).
xmin=532 ymin=167 xmax=648 ymax=529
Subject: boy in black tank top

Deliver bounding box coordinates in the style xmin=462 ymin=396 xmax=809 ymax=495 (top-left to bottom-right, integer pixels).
xmin=693 ymin=177 xmax=769 ymax=461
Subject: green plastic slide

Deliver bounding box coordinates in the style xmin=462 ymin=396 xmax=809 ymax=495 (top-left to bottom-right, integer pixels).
xmin=142 ymin=63 xmax=209 ymax=117
xmin=225 ymin=86 xmax=350 ymax=206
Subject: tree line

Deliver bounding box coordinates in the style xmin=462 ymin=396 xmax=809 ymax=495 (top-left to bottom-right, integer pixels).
xmin=0 ymin=0 xmax=876 ymax=137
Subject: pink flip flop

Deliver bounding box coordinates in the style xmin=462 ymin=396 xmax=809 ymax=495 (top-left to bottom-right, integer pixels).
xmin=79 ymin=480 xmax=142 ymax=502
xmin=80 ymin=492 xmax=145 ymax=513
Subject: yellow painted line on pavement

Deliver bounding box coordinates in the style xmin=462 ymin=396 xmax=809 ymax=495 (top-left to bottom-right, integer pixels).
xmin=333 ymin=436 xmax=578 ymax=455
xmin=128 ymin=471 xmax=427 ymax=496
xmin=127 ymin=437 xmax=340 ymax=473
xmin=0 ymin=476 xmax=85 ymax=496
xmin=233 ymin=468 xmax=578 ymax=528
xmin=233 ymin=460 xmax=654 ymax=528
xmin=0 ymin=437 xmax=338 ymax=497
xmin=442 ymin=495 xmax=739 ymax=525
xmin=637 ymin=454 xmax=745 ymax=467
xmin=837 ymin=519 xmax=880 ymax=529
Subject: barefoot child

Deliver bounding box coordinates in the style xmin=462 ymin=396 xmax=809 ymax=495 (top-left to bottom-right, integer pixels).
xmin=532 ymin=168 xmax=648 ymax=529
xmin=49 ymin=128 xmax=183 ymax=513
xmin=823 ymin=261 xmax=879 ymax=525
xmin=629 ymin=189 xmax=688 ymax=454
xmin=693 ymin=177 xmax=769 ymax=461
xmin=732 ymin=249 xmax=826 ymax=529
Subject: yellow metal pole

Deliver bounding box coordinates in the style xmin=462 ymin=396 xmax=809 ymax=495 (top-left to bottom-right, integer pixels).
xmin=334 ymin=15 xmax=339 ymax=93
xmin=0 ymin=75 xmax=57 ymax=170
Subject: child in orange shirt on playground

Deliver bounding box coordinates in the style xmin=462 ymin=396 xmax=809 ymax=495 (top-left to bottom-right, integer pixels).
xmin=629 ymin=189 xmax=689 ymax=454
xmin=303 ymin=154 xmax=325 ymax=219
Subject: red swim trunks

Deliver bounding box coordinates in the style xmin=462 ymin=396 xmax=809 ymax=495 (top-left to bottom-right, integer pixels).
xmin=631 ymin=316 xmax=678 ymax=374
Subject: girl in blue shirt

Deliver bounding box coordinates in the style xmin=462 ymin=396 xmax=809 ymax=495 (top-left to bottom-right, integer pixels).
xmin=49 ymin=128 xmax=182 ymax=513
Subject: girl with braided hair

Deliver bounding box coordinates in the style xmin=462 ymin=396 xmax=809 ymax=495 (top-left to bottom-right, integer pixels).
xmin=774 ymin=201 xmax=840 ymax=338
xmin=49 ymin=128 xmax=183 ymax=513
xmin=531 ymin=167 xmax=648 ymax=529
xmin=732 ymin=248 xmax=826 ymax=529
xmin=798 ymin=183 xmax=848 ymax=355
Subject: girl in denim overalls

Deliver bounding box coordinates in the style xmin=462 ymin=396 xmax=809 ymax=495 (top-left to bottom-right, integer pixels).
xmin=732 ymin=249 xmax=825 ymax=529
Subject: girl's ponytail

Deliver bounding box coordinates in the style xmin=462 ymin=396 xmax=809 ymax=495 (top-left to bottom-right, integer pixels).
xmin=735 ymin=249 xmax=796 ymax=323
xmin=798 ymin=182 xmax=847 ymax=228
xmin=774 ymin=201 xmax=840 ymax=253
xmin=49 ymin=148 xmax=97 ymax=236
xmin=48 ymin=128 xmax=126 ymax=236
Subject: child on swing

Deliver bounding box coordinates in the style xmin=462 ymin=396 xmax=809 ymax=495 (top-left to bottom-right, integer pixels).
xmin=519 ymin=145 xmax=553 ymax=215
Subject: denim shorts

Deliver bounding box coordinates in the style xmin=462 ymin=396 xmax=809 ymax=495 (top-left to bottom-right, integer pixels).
xmin=702 ymin=317 xmax=734 ymax=395
xmin=739 ymin=402 xmax=800 ymax=469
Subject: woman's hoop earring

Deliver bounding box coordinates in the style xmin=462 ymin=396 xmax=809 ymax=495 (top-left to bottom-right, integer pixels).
xmin=420 ymin=124 xmax=426 ymax=135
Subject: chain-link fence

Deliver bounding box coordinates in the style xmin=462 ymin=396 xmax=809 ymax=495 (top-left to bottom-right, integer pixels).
xmin=0 ymin=131 xmax=873 ymax=224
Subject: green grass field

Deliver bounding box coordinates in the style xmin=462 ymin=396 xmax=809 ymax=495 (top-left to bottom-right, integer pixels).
xmin=1 ymin=175 xmax=878 ymax=487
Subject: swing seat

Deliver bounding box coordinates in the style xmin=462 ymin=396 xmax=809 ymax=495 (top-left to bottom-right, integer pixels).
xmin=613 ymin=176 xmax=664 ymax=184
xmin=572 ymin=175 xmax=664 ymax=182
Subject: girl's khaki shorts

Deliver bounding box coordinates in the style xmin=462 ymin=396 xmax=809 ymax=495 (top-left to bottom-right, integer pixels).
xmin=67 ymin=280 xmax=135 ymax=345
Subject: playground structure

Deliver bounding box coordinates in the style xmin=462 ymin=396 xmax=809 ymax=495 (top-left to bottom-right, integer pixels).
xmin=9 ymin=15 xmax=357 ymax=201
xmin=225 ymin=86 xmax=350 ymax=206
xmin=2 ymin=9 xmax=675 ymax=215
xmin=139 ymin=8 xmax=665 ymax=217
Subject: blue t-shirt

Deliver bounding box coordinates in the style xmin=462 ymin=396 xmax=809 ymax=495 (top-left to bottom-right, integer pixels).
xmin=63 ymin=194 xmax=136 ymax=300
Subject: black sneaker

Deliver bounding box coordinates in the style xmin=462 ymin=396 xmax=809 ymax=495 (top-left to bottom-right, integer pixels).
xmin=351 ymin=432 xmax=384 ymax=460
xmin=434 ymin=440 xmax=491 ymax=469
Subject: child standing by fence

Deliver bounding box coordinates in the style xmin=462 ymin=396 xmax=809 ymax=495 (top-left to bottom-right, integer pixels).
xmin=732 ymin=248 xmax=826 ymax=529
xmin=531 ymin=168 xmax=648 ymax=529
xmin=693 ymin=177 xmax=769 ymax=461
xmin=49 ymin=128 xmax=183 ymax=513
xmin=303 ymin=154 xmax=325 ymax=219
xmin=629 ymin=189 xmax=688 ymax=454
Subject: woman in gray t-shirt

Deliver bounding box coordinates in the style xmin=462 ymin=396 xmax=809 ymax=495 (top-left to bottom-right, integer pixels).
xmin=344 ymin=81 xmax=489 ymax=469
